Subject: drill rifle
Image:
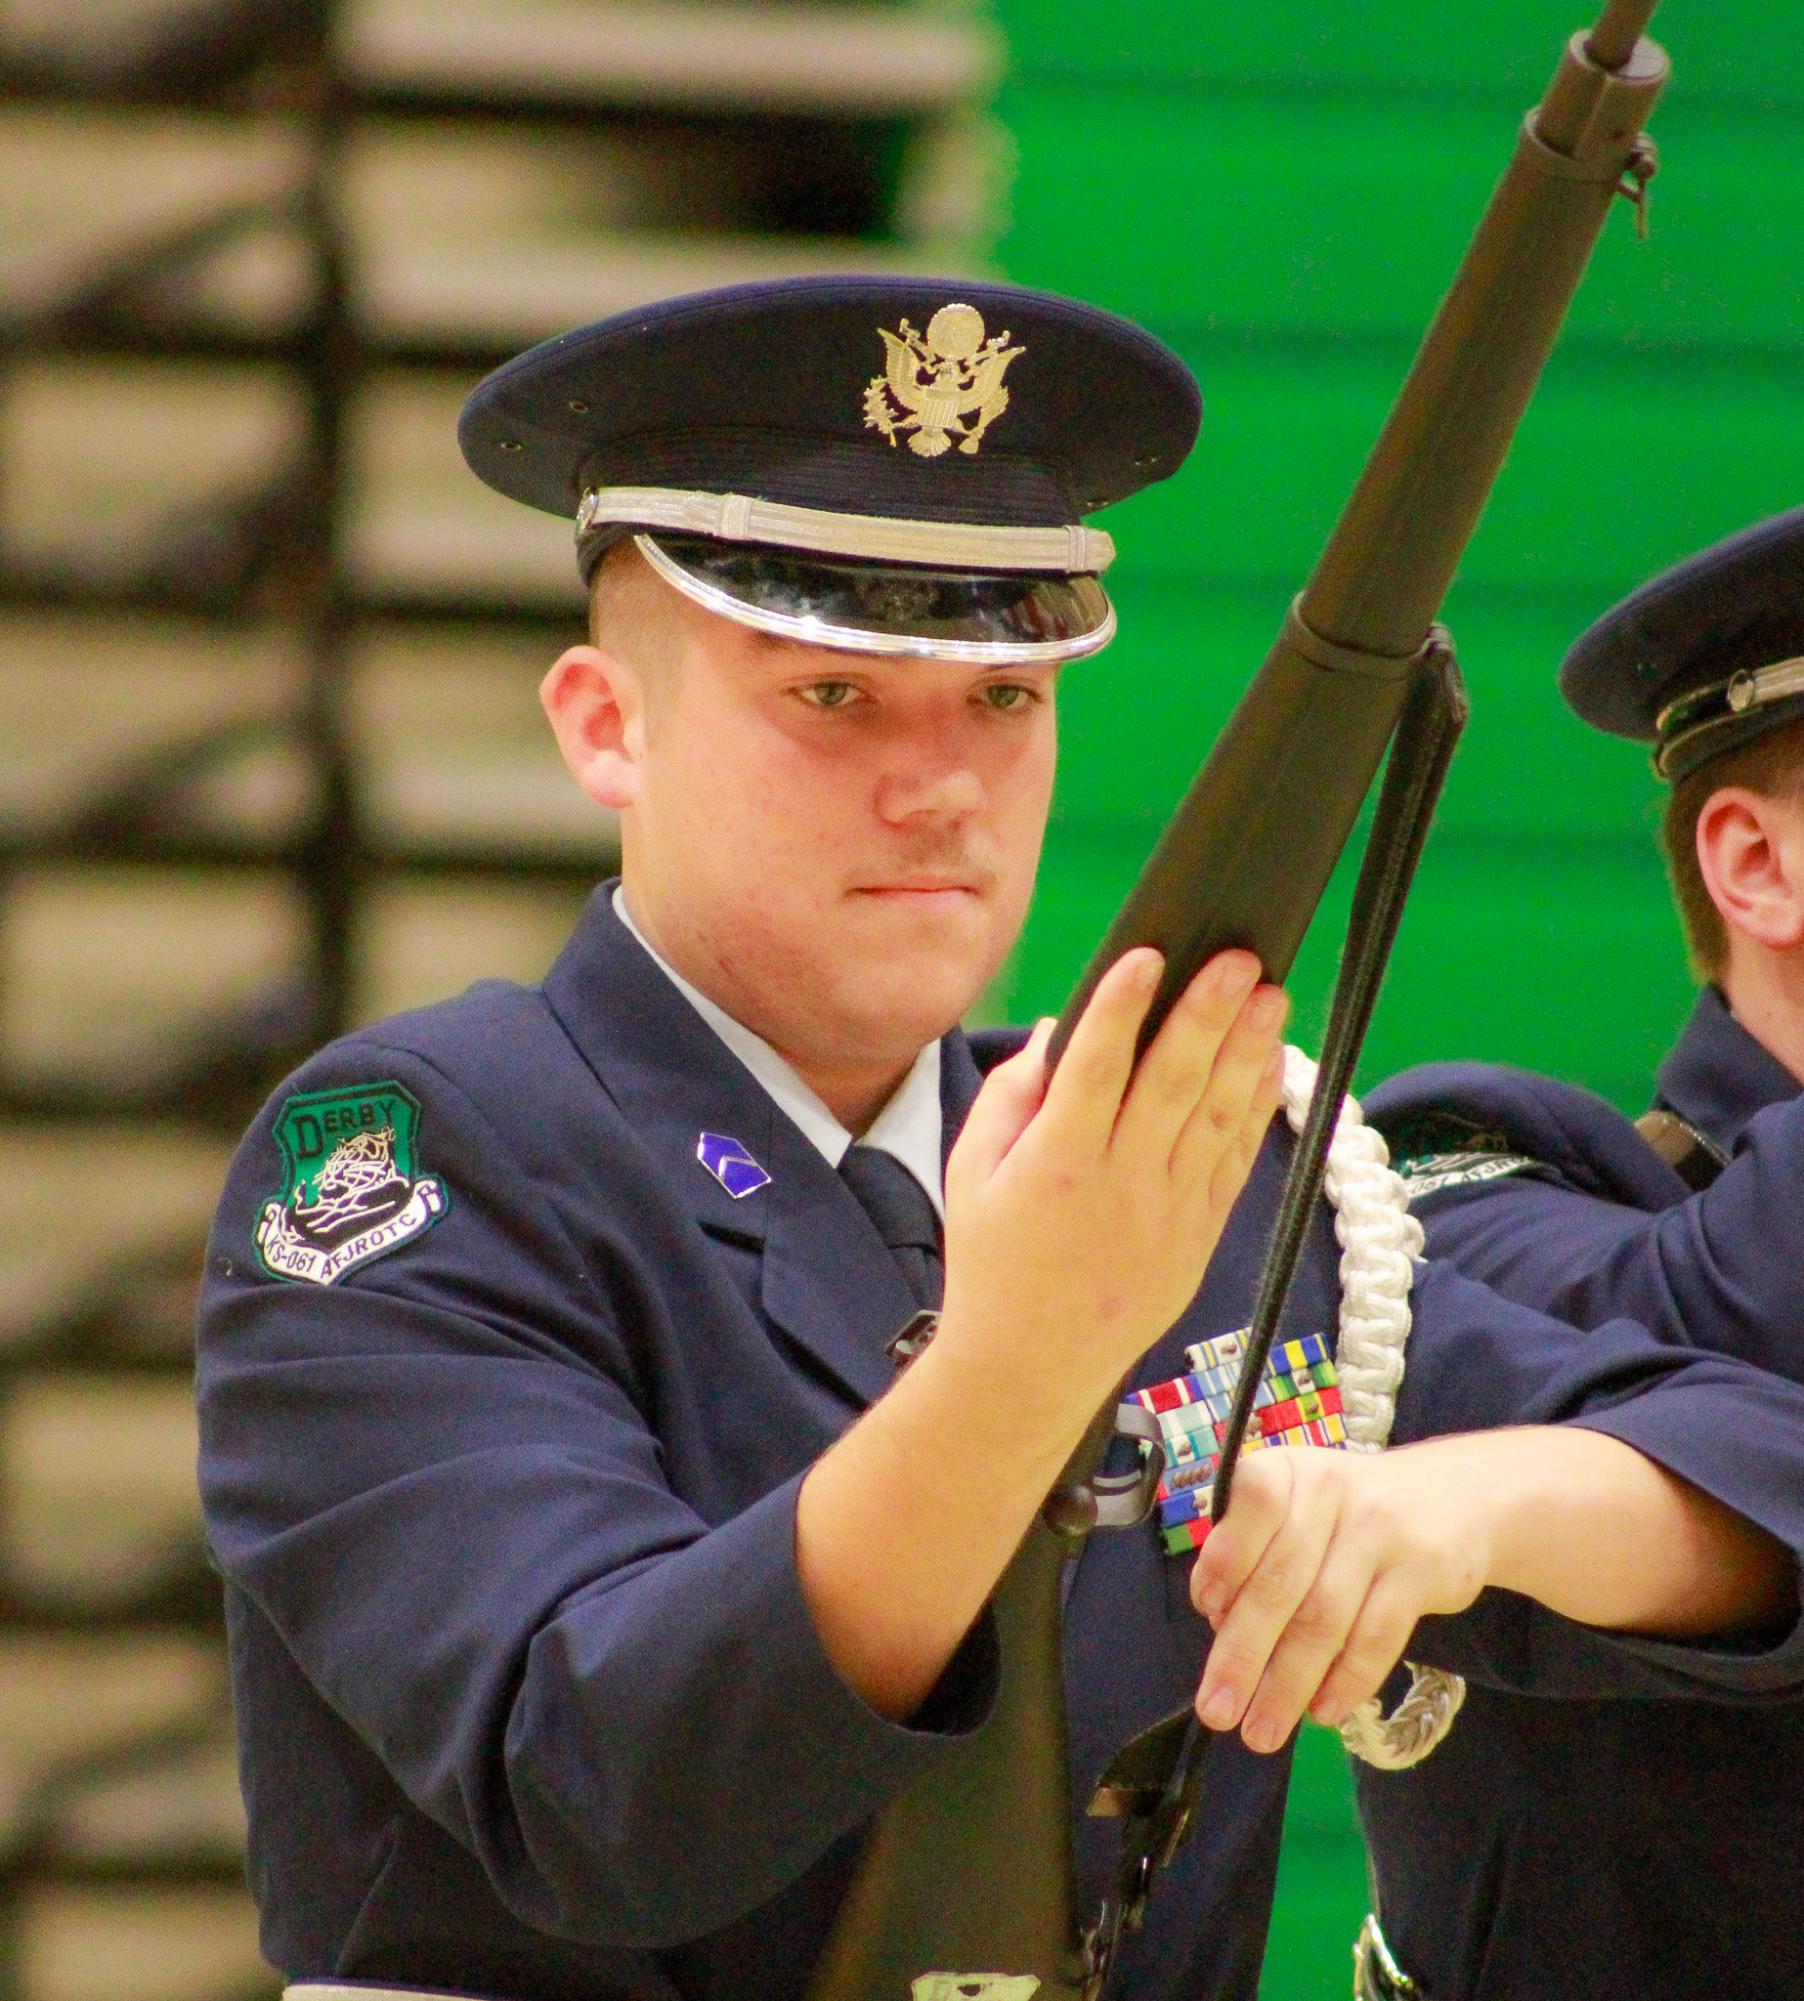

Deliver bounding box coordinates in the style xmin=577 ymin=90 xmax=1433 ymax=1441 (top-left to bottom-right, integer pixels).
xmin=805 ymin=10 xmax=1667 ymax=2000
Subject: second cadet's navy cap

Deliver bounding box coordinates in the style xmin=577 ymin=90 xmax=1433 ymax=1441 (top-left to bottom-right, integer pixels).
xmin=458 ymin=274 xmax=1200 ymax=664
xmin=1560 ymin=507 xmax=1804 ymax=781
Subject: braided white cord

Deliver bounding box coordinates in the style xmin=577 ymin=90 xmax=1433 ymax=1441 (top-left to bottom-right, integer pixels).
xmin=1279 ymin=1045 xmax=1466 ymax=1770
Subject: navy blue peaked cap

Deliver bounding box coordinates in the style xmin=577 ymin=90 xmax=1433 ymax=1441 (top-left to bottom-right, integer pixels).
xmin=459 ymin=274 xmax=1199 ymax=545
xmin=1561 ymin=507 xmax=1804 ymax=780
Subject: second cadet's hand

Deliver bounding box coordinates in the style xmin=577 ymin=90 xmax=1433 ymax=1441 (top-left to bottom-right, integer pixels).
xmin=1189 ymin=1424 xmax=1797 ymax=1753
xmin=1188 ymin=1442 xmax=1492 ymax=1754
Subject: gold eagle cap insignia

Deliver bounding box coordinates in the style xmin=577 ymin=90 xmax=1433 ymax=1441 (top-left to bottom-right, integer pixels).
xmin=862 ymin=303 xmax=1025 ymax=459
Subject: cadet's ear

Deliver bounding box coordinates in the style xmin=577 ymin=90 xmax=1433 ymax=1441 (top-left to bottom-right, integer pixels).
xmin=540 ymin=643 xmax=648 ymax=812
xmin=1696 ymin=785 xmax=1804 ymax=954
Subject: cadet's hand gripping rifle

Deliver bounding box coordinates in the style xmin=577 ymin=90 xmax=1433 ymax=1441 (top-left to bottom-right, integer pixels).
xmin=806 ymin=8 xmax=1667 ymax=1999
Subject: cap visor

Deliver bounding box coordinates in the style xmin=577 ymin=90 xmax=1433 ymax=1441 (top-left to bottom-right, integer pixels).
xmin=636 ymin=533 xmax=1115 ymax=664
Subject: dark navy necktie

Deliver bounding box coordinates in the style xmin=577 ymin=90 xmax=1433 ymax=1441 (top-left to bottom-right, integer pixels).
xmin=837 ymin=1144 xmax=943 ymax=1311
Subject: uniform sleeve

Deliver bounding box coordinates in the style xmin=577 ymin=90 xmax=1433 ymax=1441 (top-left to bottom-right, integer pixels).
xmin=1408 ymin=1092 xmax=1804 ymax=1379
xmin=196 ymin=1040 xmax=996 ymax=1953
xmin=1391 ymin=1259 xmax=1804 ymax=1701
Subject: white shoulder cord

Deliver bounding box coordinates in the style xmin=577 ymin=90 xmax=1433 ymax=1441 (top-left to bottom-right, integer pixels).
xmin=1279 ymin=1045 xmax=1466 ymax=1770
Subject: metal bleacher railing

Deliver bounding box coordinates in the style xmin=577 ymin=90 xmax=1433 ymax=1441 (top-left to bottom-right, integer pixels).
xmin=0 ymin=4 xmax=1000 ymax=1997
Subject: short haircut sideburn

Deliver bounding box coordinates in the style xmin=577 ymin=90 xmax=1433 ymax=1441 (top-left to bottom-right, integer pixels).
xmin=587 ymin=541 xmax=685 ymax=704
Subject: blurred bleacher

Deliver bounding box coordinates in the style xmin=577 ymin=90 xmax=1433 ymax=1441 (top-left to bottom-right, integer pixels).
xmin=0 ymin=4 xmax=1000 ymax=1995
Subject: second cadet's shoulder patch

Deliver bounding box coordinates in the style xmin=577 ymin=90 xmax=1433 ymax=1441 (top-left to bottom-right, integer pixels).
xmin=1381 ymin=1109 xmax=1541 ymax=1201
xmin=255 ymin=1080 xmax=448 ymax=1286
xmin=1395 ymin=1148 xmax=1538 ymax=1199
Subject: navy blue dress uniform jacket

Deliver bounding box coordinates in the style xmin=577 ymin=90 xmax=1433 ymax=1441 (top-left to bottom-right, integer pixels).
xmin=1360 ymin=988 xmax=1804 ymax=2000
xmin=197 ymin=898 xmax=1804 ymax=2001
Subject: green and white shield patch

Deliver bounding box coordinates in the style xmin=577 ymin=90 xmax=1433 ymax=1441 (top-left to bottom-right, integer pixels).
xmin=255 ymin=1080 xmax=448 ymax=1286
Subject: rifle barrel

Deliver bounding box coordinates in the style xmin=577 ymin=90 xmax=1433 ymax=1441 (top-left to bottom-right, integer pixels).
xmin=1056 ymin=0 xmax=1667 ymax=1043
xmin=1587 ymin=0 xmax=1662 ymax=71
xmin=1299 ymin=8 xmax=1667 ymax=660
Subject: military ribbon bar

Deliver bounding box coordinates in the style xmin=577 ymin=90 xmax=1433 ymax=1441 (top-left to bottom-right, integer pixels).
xmin=1126 ymin=1327 xmax=1351 ymax=1555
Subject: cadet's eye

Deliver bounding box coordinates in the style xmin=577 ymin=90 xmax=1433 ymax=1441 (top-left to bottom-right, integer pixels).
xmin=978 ymin=681 xmax=1037 ymax=712
xmin=798 ymin=680 xmax=859 ymax=710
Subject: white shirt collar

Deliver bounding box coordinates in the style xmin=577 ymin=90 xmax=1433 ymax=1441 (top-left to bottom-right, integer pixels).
xmin=611 ymin=886 xmax=945 ymax=1217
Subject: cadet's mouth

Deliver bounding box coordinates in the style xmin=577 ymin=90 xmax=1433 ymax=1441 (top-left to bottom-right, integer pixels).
xmin=850 ymin=880 xmax=984 ymax=905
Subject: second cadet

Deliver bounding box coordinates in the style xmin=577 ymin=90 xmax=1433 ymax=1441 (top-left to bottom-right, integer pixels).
xmin=1358 ymin=507 xmax=1804 ymax=2001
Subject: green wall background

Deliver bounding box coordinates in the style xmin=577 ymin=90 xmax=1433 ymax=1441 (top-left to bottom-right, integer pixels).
xmin=983 ymin=3 xmax=1804 ymax=1991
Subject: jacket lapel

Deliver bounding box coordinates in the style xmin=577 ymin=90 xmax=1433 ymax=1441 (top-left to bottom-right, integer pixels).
xmin=939 ymin=1021 xmax=986 ymax=1171
xmin=540 ymin=886 xmax=928 ymax=1408
xmin=757 ymin=1138 xmax=918 ymax=1406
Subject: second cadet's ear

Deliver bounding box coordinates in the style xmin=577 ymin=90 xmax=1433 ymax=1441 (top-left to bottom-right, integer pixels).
xmin=540 ymin=644 xmax=649 ymax=812
xmin=1696 ymin=785 xmax=1804 ymax=954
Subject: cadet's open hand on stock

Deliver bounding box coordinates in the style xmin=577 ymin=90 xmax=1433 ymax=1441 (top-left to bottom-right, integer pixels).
xmin=798 ymin=945 xmax=1290 ymax=1722
xmin=939 ymin=947 xmax=1288 ymax=1413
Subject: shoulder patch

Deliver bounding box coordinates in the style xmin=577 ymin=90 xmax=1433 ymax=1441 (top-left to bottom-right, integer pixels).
xmin=255 ymin=1080 xmax=449 ymax=1286
xmin=1396 ymin=1149 xmax=1538 ymax=1199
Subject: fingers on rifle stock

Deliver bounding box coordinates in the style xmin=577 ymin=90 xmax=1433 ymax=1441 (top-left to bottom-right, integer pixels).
xmin=951 ymin=1017 xmax=1055 ymax=1179
xmin=1038 ymin=948 xmax=1162 ymax=1152
xmin=1114 ymin=949 xmax=1264 ymax=1160
xmin=1171 ymin=983 xmax=1288 ymax=1189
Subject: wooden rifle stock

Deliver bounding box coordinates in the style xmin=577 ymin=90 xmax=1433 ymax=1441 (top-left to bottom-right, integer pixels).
xmin=805 ymin=13 xmax=1667 ymax=2001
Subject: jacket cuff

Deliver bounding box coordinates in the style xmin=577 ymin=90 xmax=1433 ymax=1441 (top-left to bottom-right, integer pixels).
xmin=1557 ymin=1396 xmax=1804 ymax=1697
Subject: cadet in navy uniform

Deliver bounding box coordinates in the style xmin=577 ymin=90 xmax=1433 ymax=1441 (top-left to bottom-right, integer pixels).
xmin=1358 ymin=508 xmax=1804 ymax=2001
xmin=197 ymin=285 xmax=1804 ymax=2001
